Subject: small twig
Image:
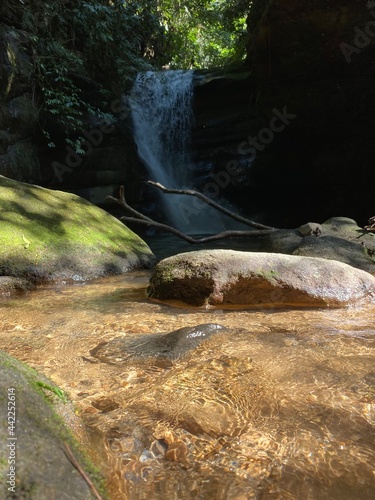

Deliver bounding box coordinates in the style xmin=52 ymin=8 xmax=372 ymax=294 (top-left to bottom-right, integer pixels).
xmin=364 ymin=215 xmax=375 ymax=232
xmin=120 ymin=216 xmax=277 ymax=243
xmin=147 ymin=180 xmax=276 ymax=230
xmin=63 ymin=442 xmax=103 ymax=500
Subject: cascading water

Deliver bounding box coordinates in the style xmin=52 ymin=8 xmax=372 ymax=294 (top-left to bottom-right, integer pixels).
xmin=129 ymin=70 xmax=243 ymax=234
xmin=128 ymin=70 xmax=195 ymax=231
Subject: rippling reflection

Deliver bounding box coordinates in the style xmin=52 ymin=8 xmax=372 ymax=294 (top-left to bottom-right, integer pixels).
xmin=0 ymin=272 xmax=374 ymax=499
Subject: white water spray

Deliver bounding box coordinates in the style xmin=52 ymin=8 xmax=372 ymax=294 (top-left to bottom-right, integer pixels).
xmin=129 ymin=70 xmax=195 ymax=230
xmin=129 ymin=70 xmax=243 ymax=234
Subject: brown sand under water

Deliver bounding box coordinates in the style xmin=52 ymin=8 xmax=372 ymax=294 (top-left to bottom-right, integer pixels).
xmin=0 ymin=270 xmax=374 ymax=499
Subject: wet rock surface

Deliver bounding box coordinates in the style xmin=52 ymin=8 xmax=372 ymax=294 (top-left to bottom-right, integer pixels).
xmin=148 ymin=249 xmax=375 ymax=307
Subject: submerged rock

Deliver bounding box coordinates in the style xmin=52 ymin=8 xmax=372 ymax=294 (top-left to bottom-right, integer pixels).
xmin=0 ymin=276 xmax=35 ymax=296
xmin=0 ymin=351 xmax=105 ymax=499
xmin=147 ymin=250 xmax=375 ymax=308
xmin=127 ymin=353 xmax=270 ymax=439
xmin=90 ymin=324 xmax=226 ymax=366
xmin=0 ymin=176 xmax=154 ymax=291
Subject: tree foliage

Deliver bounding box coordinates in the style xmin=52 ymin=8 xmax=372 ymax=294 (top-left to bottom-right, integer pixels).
xmin=157 ymin=0 xmax=250 ymax=68
xmin=1 ymin=0 xmax=167 ymax=149
xmin=1 ymin=0 xmax=251 ymax=150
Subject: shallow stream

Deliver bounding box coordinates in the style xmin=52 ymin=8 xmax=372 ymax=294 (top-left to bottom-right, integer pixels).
xmin=1 ymin=239 xmax=375 ymax=499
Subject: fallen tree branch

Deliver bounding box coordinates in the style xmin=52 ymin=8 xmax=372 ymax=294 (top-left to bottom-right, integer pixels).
xmin=147 ymin=180 xmax=275 ymax=230
xmin=107 ymin=185 xmax=153 ymax=222
xmin=120 ymin=216 xmax=277 ymax=243
xmin=108 ymin=184 xmax=278 ymax=243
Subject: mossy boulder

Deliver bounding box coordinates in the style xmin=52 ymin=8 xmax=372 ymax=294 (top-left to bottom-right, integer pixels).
xmin=0 ymin=351 xmax=106 ymax=499
xmin=0 ymin=176 xmax=154 ymax=288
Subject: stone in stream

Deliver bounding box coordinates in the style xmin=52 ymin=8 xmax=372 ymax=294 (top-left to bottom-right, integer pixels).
xmin=297 ymin=222 xmax=322 ymax=237
xmin=254 ymin=218 xmax=375 ymax=274
xmin=90 ymin=323 xmax=227 ymax=367
xmin=147 ymin=250 xmax=375 ymax=308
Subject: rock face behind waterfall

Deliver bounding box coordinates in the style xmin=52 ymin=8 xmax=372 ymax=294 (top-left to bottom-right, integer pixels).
xmin=147 ymin=250 xmax=375 ymax=308
xmin=192 ymin=1 xmax=375 ymax=227
xmin=245 ymin=0 xmax=375 ymax=226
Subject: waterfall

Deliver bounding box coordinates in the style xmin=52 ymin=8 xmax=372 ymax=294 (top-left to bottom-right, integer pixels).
xmin=129 ymin=70 xmax=195 ymax=231
xmin=128 ymin=70 xmax=243 ymax=234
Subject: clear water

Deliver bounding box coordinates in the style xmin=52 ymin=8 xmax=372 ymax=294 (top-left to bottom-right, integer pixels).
xmin=0 ymin=258 xmax=374 ymax=499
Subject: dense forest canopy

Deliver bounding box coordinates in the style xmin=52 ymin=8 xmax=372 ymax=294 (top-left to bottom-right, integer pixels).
xmin=155 ymin=0 xmax=250 ymax=68
xmin=1 ymin=0 xmax=253 ymax=150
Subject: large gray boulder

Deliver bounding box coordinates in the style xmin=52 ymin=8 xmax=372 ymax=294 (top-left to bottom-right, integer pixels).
xmin=147 ymin=250 xmax=375 ymax=308
xmin=0 ymin=351 xmax=105 ymax=499
xmin=292 ymin=218 xmax=375 ymax=274
xmin=257 ymin=218 xmax=375 ymax=275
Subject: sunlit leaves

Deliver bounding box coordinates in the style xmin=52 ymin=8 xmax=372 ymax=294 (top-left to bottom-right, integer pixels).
xmin=154 ymin=0 xmax=250 ymax=68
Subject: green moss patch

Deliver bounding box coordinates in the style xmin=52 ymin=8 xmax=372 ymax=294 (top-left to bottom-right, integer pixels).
xmin=0 ymin=176 xmax=154 ymax=283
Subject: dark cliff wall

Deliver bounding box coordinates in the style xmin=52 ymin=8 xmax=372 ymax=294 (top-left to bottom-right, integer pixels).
xmin=191 ymin=66 xmax=256 ymax=201
xmin=0 ymin=26 xmax=41 ymax=184
xmin=192 ymin=0 xmax=375 ymax=227
xmin=247 ymin=0 xmax=375 ymax=226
